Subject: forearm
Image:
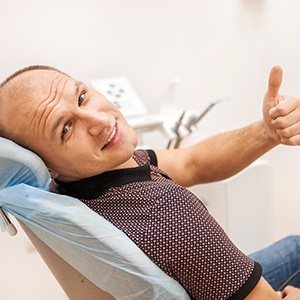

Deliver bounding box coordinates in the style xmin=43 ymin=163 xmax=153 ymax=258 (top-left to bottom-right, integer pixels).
xmin=188 ymin=120 xmax=278 ymax=184
xmin=245 ymin=277 xmax=281 ymax=300
xmin=156 ymin=120 xmax=278 ymax=187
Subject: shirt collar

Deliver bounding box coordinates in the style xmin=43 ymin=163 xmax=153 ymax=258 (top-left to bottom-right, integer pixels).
xmin=53 ymin=164 xmax=151 ymax=200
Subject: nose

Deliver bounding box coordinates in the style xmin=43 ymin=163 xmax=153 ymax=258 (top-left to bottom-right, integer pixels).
xmin=79 ymin=111 xmax=109 ymax=137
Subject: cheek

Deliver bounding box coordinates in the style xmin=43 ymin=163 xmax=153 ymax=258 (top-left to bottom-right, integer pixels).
xmin=129 ymin=128 xmax=138 ymax=148
xmin=40 ymin=143 xmax=78 ymax=172
xmin=117 ymin=121 xmax=138 ymax=152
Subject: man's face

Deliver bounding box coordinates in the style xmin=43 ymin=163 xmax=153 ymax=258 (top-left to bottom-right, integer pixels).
xmin=3 ymin=69 xmax=138 ymax=182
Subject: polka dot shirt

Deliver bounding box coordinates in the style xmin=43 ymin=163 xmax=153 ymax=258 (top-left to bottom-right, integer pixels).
xmin=51 ymin=150 xmax=261 ymax=299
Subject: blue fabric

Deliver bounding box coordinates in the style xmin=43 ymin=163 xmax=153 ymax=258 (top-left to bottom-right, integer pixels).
xmin=0 ymin=138 xmax=50 ymax=190
xmin=0 ymin=137 xmax=190 ymax=299
xmin=249 ymin=235 xmax=300 ymax=291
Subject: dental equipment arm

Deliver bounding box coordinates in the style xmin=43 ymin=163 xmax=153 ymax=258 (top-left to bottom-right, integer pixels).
xmin=165 ymin=97 xmax=227 ymax=149
xmin=0 ymin=208 xmax=17 ymax=236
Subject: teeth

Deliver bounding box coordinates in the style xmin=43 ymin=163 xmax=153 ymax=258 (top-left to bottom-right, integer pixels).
xmin=105 ymin=126 xmax=116 ymax=145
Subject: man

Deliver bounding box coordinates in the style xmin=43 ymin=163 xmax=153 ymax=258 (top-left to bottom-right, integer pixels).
xmin=0 ymin=65 xmax=299 ymax=299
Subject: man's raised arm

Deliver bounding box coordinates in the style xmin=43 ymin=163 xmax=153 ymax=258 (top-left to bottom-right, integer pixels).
xmin=155 ymin=66 xmax=300 ymax=187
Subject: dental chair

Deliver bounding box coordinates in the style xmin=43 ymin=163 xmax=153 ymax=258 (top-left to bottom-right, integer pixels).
xmin=0 ymin=137 xmax=190 ymax=300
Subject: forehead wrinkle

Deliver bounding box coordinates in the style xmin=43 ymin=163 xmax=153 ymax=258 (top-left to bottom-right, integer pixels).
xmin=30 ymin=75 xmax=67 ymax=138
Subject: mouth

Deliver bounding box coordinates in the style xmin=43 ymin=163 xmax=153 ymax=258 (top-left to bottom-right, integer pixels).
xmin=102 ymin=126 xmax=117 ymax=149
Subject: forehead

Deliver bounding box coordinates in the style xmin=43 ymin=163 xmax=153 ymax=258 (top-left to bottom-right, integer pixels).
xmin=20 ymin=69 xmax=72 ymax=96
xmin=0 ymin=69 xmax=73 ymax=110
xmin=13 ymin=69 xmax=81 ymax=115
xmin=1 ymin=69 xmax=76 ymax=146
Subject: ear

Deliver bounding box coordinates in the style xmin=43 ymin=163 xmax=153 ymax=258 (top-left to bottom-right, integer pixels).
xmin=48 ymin=169 xmax=59 ymax=179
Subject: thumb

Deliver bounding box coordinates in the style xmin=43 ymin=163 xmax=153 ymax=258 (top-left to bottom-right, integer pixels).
xmin=266 ymin=65 xmax=283 ymax=98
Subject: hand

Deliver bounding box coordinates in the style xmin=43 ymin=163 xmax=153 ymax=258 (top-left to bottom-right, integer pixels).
xmin=263 ymin=66 xmax=300 ymax=145
xmin=277 ymin=286 xmax=300 ymax=299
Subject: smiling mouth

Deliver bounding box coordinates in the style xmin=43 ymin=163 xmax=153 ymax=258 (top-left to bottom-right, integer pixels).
xmin=102 ymin=126 xmax=117 ymax=149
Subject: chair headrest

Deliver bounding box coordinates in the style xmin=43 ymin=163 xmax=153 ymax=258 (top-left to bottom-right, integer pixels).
xmin=0 ymin=137 xmax=50 ymax=190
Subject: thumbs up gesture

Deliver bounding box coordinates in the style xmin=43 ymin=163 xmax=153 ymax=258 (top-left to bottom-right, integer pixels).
xmin=263 ymin=66 xmax=300 ymax=145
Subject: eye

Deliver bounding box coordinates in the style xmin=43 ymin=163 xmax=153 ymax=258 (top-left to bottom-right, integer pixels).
xmin=78 ymin=93 xmax=85 ymax=106
xmin=61 ymin=124 xmax=70 ymax=138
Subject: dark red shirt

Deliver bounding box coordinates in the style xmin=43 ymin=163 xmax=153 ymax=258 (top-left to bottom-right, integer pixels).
xmin=51 ymin=149 xmax=261 ymax=299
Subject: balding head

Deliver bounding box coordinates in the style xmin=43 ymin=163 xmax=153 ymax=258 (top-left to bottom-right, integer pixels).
xmin=0 ymin=66 xmax=68 ymax=148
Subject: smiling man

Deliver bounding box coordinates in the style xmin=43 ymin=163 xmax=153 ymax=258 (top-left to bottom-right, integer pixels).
xmin=0 ymin=66 xmax=138 ymax=181
xmin=0 ymin=65 xmax=300 ymax=299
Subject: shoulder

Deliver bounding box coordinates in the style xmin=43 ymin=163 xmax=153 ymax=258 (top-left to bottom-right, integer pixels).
xmin=133 ymin=149 xmax=157 ymax=166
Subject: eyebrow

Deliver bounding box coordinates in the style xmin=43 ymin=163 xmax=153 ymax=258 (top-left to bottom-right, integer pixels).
xmin=50 ymin=81 xmax=82 ymax=141
xmin=74 ymin=81 xmax=82 ymax=95
xmin=51 ymin=114 xmax=65 ymax=141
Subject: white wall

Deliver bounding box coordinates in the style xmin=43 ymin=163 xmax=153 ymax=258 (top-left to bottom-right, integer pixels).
xmin=1 ymin=0 xmax=300 ymax=297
